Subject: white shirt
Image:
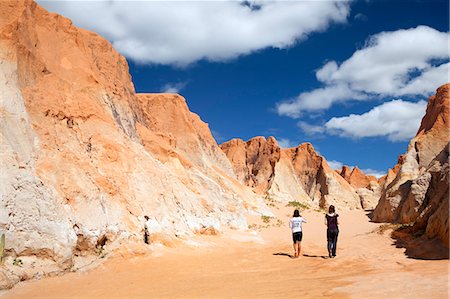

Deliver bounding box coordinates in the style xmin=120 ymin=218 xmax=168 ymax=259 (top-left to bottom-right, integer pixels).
xmin=289 ymin=217 xmax=307 ymax=233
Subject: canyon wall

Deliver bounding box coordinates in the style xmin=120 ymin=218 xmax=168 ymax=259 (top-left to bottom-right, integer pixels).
xmin=372 ymin=84 xmax=449 ymax=248
xmin=0 ymin=0 xmax=447 ymax=290
xmin=336 ymin=166 xmax=382 ymax=210
xmin=221 ymin=138 xmax=367 ymax=209
xmin=0 ymin=0 xmax=267 ymax=288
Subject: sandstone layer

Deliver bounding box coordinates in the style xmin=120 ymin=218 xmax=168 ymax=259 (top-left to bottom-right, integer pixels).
xmin=1 ymin=0 xmax=447 ymax=292
xmin=221 ymin=139 xmax=362 ymax=209
xmin=0 ymin=0 xmax=266 ymax=288
xmin=338 ymin=166 xmax=377 ymax=189
xmin=337 ymin=166 xmax=381 ymax=209
xmin=372 ymin=84 xmax=449 ymax=247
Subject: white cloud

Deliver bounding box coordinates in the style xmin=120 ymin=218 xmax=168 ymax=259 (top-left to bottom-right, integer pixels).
xmin=297 ymin=121 xmax=325 ymax=135
xmin=278 ymin=84 xmax=367 ymax=118
xmin=324 ymin=99 xmax=427 ymax=141
xmin=361 ymin=168 xmax=385 ymax=178
xmin=354 ymin=13 xmax=368 ymax=22
xmin=277 ymin=138 xmax=296 ymax=149
xmin=397 ymin=62 xmax=450 ymax=95
xmin=277 ymin=26 xmax=449 ymax=117
xmin=38 ymin=0 xmax=350 ymax=66
xmin=160 ymin=82 xmax=187 ymax=94
xmin=328 ymin=160 xmax=344 ymax=170
xmin=323 ymin=26 xmax=448 ymax=95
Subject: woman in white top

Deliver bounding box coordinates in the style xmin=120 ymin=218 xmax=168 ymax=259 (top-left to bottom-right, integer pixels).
xmin=289 ymin=209 xmax=307 ymax=258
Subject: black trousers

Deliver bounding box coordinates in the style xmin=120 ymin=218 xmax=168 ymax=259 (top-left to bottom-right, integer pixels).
xmin=327 ymin=229 xmax=339 ymax=256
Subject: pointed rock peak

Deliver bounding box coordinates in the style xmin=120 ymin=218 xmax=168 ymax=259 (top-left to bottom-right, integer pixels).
xmin=351 ymin=166 xmax=364 ymax=176
xmin=293 ymin=142 xmax=317 ymax=154
xmin=220 ymin=138 xmax=245 ymax=147
xmin=337 ymin=165 xmax=376 ymax=189
xmin=417 ymin=83 xmax=449 ymax=136
xmin=267 ymin=136 xmax=278 ymax=144
xmin=340 ymin=165 xmax=352 ymax=177
xmin=298 ymin=142 xmax=319 ymax=156
xmin=246 ymin=136 xmax=267 ymax=144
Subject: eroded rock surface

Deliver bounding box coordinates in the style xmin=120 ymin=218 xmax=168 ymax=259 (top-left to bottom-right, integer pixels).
xmin=221 ymin=139 xmax=362 ymax=209
xmin=372 ymin=84 xmax=449 ymax=247
xmin=0 ymin=0 xmax=266 ymax=288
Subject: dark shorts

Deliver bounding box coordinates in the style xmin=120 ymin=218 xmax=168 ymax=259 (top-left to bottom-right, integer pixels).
xmin=292 ymin=231 xmax=303 ymax=243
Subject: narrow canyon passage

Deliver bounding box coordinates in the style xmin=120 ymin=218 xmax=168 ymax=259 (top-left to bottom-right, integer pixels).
xmin=2 ymin=208 xmax=448 ymax=299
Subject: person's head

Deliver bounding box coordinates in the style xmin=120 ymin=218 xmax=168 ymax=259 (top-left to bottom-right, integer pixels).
xmin=293 ymin=209 xmax=300 ymax=217
xmin=328 ymin=205 xmax=335 ymax=214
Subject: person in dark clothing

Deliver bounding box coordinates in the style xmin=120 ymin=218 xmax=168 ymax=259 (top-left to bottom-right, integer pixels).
xmin=324 ymin=205 xmax=339 ymax=258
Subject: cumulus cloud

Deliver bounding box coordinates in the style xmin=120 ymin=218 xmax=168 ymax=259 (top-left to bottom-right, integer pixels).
xmin=277 ymin=26 xmax=449 ymax=117
xmin=297 ymin=121 xmax=325 ymax=135
xmin=361 ymin=168 xmax=385 ymax=178
xmin=38 ymin=0 xmax=350 ymax=66
xmin=354 ymin=13 xmax=368 ymax=22
xmin=277 ymin=84 xmax=367 ymax=118
xmin=328 ymin=160 xmax=344 ymax=170
xmin=313 ymin=99 xmax=427 ymax=141
xmin=160 ymin=82 xmax=187 ymax=94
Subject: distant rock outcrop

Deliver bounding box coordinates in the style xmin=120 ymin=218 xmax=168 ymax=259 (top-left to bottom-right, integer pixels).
xmin=372 ymin=84 xmax=449 ymax=248
xmin=221 ymin=139 xmax=362 ymax=209
xmin=337 ymin=166 xmax=381 ymax=209
xmin=220 ymin=136 xmax=280 ymax=194
xmin=339 ymin=166 xmax=377 ymax=189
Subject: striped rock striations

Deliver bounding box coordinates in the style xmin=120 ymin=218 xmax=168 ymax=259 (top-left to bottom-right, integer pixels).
xmin=372 ymin=84 xmax=449 ymax=248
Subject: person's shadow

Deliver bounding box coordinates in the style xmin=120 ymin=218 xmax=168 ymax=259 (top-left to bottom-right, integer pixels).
xmin=302 ymin=253 xmax=329 ymax=259
xmin=273 ymin=253 xmax=329 ymax=259
xmin=272 ymin=252 xmax=294 ymax=258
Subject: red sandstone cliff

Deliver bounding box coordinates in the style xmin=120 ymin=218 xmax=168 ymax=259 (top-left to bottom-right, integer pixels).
xmin=220 ymin=136 xmax=280 ymax=194
xmin=336 ymin=166 xmax=381 ymax=209
xmin=221 ymin=138 xmax=362 ymax=209
xmin=372 ymin=84 xmax=449 ymax=248
xmin=339 ymin=166 xmax=377 ymax=189
xmin=1 ymin=0 xmax=447 ymax=290
xmin=0 ymin=0 xmax=266 ymax=288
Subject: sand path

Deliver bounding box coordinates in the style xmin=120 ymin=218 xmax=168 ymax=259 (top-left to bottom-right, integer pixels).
xmin=1 ymin=208 xmax=448 ymax=298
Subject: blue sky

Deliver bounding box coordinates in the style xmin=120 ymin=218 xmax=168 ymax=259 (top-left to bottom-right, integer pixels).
xmin=39 ymin=0 xmax=449 ymax=176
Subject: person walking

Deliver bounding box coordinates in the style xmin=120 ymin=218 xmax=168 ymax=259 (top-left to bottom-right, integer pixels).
xmin=289 ymin=209 xmax=307 ymax=258
xmin=325 ymin=205 xmax=339 ymax=258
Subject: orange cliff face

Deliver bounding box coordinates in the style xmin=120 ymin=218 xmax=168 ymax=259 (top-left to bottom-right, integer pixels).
xmin=336 ymin=166 xmax=381 ymax=209
xmin=372 ymin=84 xmax=450 ymax=248
xmin=221 ymin=138 xmax=363 ymax=209
xmin=1 ymin=0 xmax=447 ymax=290
xmin=0 ymin=0 xmax=269 ymax=288
xmin=220 ymin=136 xmax=280 ymax=194
xmin=414 ymin=84 xmax=449 ymax=167
xmin=135 ymin=93 xmax=237 ymax=176
xmin=338 ymin=166 xmax=377 ymax=189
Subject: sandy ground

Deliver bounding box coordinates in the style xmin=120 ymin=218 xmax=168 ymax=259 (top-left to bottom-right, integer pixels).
xmin=1 ymin=205 xmax=448 ymax=299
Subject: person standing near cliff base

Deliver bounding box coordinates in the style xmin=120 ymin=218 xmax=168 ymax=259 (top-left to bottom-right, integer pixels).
xmin=289 ymin=209 xmax=307 ymax=258
xmin=325 ymin=205 xmax=339 ymax=258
